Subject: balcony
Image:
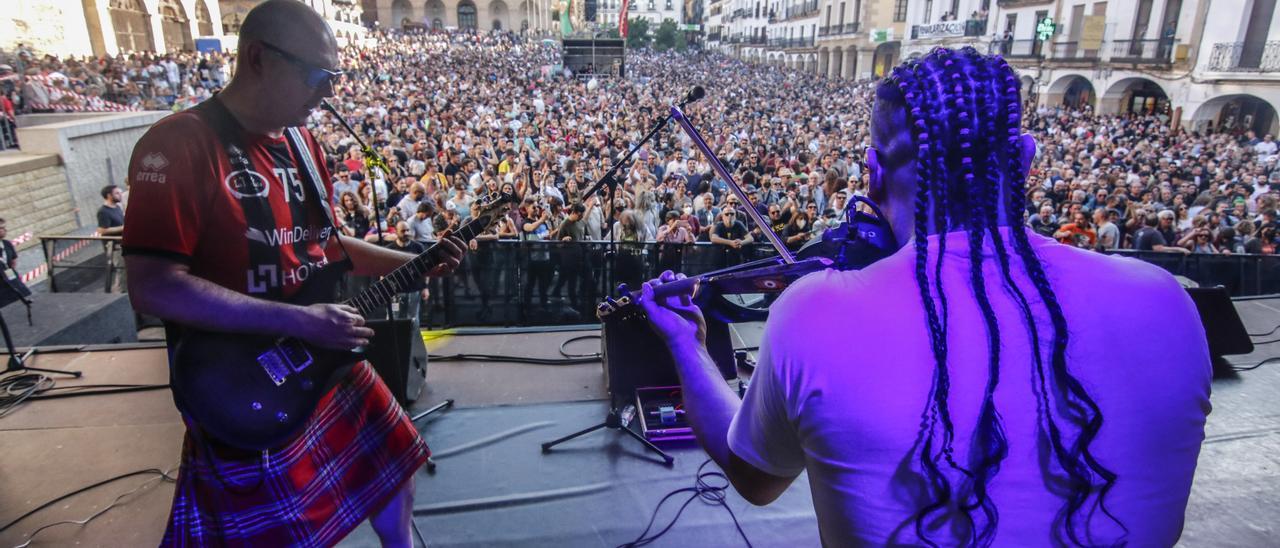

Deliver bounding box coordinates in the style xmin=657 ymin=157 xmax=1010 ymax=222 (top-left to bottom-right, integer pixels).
xmin=1110 ymin=39 xmax=1176 ymax=65
xmin=989 ymin=39 xmax=1044 ymax=60
xmin=768 ymin=37 xmax=814 ymax=48
xmin=783 ymin=0 xmax=819 ymax=20
xmin=1207 ymin=42 xmax=1280 ymax=73
xmin=819 ymin=22 xmax=861 ymax=39
xmin=912 ymin=18 xmax=987 ymax=40
xmin=1050 ymin=41 xmax=1101 ymax=62
xmin=965 ymin=18 xmax=987 ymax=36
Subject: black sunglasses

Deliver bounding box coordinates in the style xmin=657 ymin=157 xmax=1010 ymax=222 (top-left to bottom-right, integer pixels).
xmin=260 ymin=41 xmax=343 ymax=89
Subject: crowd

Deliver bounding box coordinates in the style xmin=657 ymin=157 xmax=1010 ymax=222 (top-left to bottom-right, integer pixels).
xmin=5 ymin=31 xmax=1280 ymax=264
xmin=306 ymin=31 xmax=1279 ymax=264
xmin=0 ymin=42 xmax=229 ymax=138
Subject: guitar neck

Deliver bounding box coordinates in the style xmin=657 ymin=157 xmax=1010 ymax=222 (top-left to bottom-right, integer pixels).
xmin=344 ymin=214 xmax=487 ymax=316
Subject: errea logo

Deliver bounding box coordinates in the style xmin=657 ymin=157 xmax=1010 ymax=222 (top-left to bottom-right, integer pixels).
xmin=141 ymin=152 xmax=169 ymax=171
xmin=136 ymin=152 xmax=169 ymax=183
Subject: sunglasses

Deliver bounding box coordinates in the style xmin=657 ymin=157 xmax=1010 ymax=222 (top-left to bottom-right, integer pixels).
xmin=260 ymin=41 xmax=343 ymax=89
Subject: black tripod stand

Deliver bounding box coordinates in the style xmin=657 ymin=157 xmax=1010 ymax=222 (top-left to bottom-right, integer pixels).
xmin=412 ymin=398 xmax=454 ymax=474
xmin=539 ymin=88 xmax=706 ymax=468
xmin=541 ymin=404 xmax=673 ymax=466
xmin=0 ymin=267 xmax=80 ymax=378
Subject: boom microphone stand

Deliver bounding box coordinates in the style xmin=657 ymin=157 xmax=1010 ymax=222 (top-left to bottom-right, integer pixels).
xmin=539 ymin=87 xmax=705 ymax=467
xmin=323 ymin=100 xmax=451 ymax=472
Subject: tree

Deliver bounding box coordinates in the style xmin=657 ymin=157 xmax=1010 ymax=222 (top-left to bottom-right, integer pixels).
xmin=626 ymin=17 xmax=651 ymax=49
xmin=653 ymin=18 xmax=686 ymax=52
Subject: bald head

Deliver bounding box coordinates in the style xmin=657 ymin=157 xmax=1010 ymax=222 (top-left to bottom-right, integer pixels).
xmin=222 ymin=0 xmax=340 ymax=131
xmin=236 ymin=0 xmax=337 ymax=73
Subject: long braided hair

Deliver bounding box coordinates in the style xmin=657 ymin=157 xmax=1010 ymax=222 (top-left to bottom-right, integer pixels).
xmin=874 ymin=48 xmax=1124 ymax=546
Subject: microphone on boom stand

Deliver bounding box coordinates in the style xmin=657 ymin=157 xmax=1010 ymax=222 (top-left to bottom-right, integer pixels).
xmin=540 ymin=85 xmax=710 ymax=467
xmin=678 ymin=85 xmax=706 ymax=107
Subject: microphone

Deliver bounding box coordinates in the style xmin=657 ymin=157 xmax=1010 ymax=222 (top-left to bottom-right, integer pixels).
xmin=679 ymin=86 xmax=706 ymax=106
xmin=320 ymin=99 xmax=341 ymax=119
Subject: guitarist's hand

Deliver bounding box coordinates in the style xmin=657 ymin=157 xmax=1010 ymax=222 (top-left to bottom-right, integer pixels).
xmin=426 ymin=231 xmax=466 ymax=278
xmin=294 ymin=304 xmax=374 ymax=350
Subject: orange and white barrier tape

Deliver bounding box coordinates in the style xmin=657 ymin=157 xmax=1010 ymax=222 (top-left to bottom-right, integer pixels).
xmin=19 ymin=238 xmax=92 ymax=284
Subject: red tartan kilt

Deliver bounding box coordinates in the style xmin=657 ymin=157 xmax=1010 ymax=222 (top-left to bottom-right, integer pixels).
xmin=162 ymin=361 xmax=428 ymax=547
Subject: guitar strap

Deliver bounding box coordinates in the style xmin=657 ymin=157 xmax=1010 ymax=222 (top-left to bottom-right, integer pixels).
xmin=283 ymin=125 xmax=354 ymax=272
xmin=190 ymin=97 xmax=289 ymax=301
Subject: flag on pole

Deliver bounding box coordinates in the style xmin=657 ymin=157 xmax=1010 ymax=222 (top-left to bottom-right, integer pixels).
xmin=619 ymin=0 xmax=630 ymax=39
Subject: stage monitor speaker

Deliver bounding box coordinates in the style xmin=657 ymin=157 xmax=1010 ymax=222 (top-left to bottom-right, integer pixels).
xmin=365 ymin=318 xmax=428 ymax=406
xmin=601 ymin=309 xmax=736 ymax=411
xmin=1187 ymin=286 xmax=1254 ymax=357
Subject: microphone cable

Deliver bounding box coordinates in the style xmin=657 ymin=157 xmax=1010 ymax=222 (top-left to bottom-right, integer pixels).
xmin=617 ymin=458 xmax=753 ymax=548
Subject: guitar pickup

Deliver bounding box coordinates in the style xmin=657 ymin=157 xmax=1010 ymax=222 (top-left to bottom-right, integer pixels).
xmin=277 ymin=339 xmax=314 ymax=372
xmin=257 ymin=350 xmax=292 ymax=386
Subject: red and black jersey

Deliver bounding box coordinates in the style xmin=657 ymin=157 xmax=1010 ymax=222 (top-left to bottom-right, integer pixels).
xmin=122 ymin=107 xmax=345 ymax=300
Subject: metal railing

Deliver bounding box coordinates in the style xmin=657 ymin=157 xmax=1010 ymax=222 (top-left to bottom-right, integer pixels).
xmin=1103 ymin=250 xmax=1280 ymax=297
xmin=376 ymin=241 xmax=788 ymax=328
xmin=40 ymin=235 xmax=125 ymax=294
xmin=769 ymin=37 xmax=816 ymax=48
xmin=1207 ymin=41 xmax=1280 ymax=72
xmin=965 ymin=18 xmax=988 ymax=37
xmin=1110 ymin=38 xmax=1176 ymax=64
xmin=989 ymin=38 xmax=1043 ymax=59
xmin=1051 ymin=41 xmax=1101 ymax=61
xmin=819 ymin=22 xmax=860 ymax=37
xmin=387 ymin=242 xmax=1280 ymax=327
xmin=784 ymin=0 xmax=819 ymax=20
xmin=1 ymin=114 xmax=16 ymax=150
xmin=45 ymin=237 xmax=1280 ymax=327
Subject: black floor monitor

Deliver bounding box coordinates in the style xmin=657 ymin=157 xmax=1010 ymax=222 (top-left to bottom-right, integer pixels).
xmin=1186 ymin=286 xmax=1254 ymax=358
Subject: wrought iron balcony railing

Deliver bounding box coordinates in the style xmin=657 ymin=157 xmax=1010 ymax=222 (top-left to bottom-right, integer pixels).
xmin=1110 ymin=38 xmax=1177 ymax=64
xmin=1207 ymin=41 xmax=1280 ymax=72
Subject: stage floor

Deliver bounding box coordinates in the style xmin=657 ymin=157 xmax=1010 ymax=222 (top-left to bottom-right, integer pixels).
xmin=1 ymin=301 xmax=1278 ymax=546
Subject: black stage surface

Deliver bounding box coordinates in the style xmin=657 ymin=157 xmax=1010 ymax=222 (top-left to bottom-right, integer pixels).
xmin=0 ymin=299 xmax=1278 ymax=546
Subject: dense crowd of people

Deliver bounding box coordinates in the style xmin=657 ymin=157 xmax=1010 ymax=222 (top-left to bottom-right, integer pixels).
xmin=4 ymin=31 xmax=1279 ymax=262
xmin=0 ymin=43 xmax=228 ymax=114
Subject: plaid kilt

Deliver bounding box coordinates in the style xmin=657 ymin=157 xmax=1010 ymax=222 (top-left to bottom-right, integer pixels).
xmin=161 ymin=361 xmax=429 ymax=547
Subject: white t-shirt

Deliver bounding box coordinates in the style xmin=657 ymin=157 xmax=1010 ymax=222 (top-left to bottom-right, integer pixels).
xmin=728 ymin=228 xmax=1211 ymax=546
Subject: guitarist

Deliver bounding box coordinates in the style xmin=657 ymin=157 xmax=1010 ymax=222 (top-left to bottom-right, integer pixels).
xmin=121 ymin=1 xmax=465 ymax=546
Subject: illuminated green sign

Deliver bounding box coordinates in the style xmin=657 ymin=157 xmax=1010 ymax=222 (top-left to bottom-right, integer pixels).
xmin=1036 ymin=17 xmax=1056 ymax=41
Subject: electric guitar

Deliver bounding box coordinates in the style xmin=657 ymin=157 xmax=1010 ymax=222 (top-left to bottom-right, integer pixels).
xmin=171 ymin=192 xmax=513 ymax=450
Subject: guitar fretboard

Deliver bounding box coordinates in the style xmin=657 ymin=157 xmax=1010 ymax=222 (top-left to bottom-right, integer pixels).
xmin=344 ymin=207 xmax=499 ymax=316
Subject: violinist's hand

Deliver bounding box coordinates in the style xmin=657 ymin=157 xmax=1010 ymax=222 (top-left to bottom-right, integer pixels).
xmin=637 ymin=270 xmax=706 ymax=348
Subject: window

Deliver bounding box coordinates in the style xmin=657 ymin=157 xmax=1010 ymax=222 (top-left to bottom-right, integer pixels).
xmin=893 ymin=0 xmax=907 ymax=22
xmin=666 ymin=0 xmax=672 ymax=9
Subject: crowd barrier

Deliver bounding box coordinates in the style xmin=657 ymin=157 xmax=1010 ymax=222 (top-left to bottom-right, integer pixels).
xmin=383 ymin=240 xmax=783 ymax=328
xmin=1104 ymin=249 xmax=1280 ymax=297
xmin=381 ymin=241 xmax=1280 ymax=328
xmin=31 ymin=236 xmax=1278 ymax=327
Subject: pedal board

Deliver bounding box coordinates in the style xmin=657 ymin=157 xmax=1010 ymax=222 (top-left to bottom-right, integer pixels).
xmin=635 ymin=386 xmax=693 ymax=442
